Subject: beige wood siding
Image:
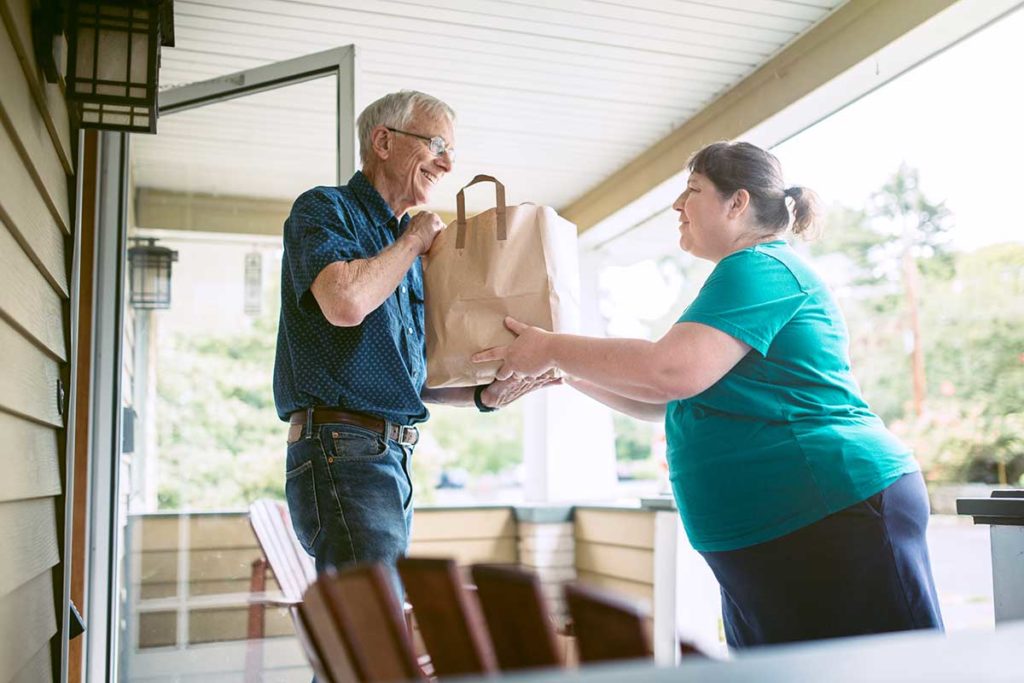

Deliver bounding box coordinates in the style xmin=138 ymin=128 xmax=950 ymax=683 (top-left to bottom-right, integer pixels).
xmin=574 ymin=508 xmax=657 ymax=604
xmin=0 ymin=0 xmax=75 ymax=680
xmin=407 ymin=507 xmax=518 ymax=564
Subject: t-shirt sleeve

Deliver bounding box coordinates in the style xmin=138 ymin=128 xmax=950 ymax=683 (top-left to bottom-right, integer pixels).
xmin=677 ymin=251 xmax=808 ymax=356
xmin=283 ymin=188 xmax=363 ymax=312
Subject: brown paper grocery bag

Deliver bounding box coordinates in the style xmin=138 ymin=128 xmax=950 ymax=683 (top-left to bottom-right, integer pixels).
xmin=423 ymin=175 xmax=581 ymax=388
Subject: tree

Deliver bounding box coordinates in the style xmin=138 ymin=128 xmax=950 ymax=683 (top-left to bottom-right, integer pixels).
xmin=804 ymin=170 xmax=1024 ymax=486
xmin=810 ymin=165 xmax=952 ymax=418
xmin=911 ymin=244 xmax=1024 ymax=484
xmin=870 ymin=164 xmax=953 ymax=416
xmin=156 ymin=305 xmax=285 ymax=510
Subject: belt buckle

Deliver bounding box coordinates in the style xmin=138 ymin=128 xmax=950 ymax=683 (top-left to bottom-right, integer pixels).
xmin=398 ymin=425 xmax=419 ymax=447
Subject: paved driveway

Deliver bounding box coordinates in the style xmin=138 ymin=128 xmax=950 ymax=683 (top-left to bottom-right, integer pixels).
xmin=928 ymin=515 xmax=993 ymax=631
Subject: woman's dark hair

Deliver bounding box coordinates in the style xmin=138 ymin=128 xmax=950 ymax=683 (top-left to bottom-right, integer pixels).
xmin=686 ymin=141 xmax=822 ymax=239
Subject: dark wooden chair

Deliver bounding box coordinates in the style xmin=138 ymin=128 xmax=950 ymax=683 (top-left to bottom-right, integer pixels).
xmin=564 ymin=582 xmax=653 ymax=664
xmin=298 ymin=572 xmax=358 ymax=682
xmin=397 ymin=556 xmax=499 ymax=677
xmin=680 ymin=638 xmax=710 ymax=659
xmin=470 ymin=563 xmax=561 ymax=671
xmin=301 ymin=563 xmax=424 ymax=682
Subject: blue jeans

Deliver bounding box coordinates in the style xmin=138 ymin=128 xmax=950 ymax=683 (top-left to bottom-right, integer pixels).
xmin=284 ymin=421 xmax=414 ymax=598
xmin=700 ymin=471 xmax=943 ymax=648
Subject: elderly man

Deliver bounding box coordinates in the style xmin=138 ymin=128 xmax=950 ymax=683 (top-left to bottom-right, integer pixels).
xmin=273 ymin=90 xmax=545 ymax=588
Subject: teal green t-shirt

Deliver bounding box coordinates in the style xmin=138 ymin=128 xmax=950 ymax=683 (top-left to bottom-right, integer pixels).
xmin=666 ymin=241 xmax=918 ymax=552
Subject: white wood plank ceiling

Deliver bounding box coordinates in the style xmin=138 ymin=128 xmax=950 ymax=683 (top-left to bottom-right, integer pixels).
xmin=132 ymin=0 xmax=846 ymax=219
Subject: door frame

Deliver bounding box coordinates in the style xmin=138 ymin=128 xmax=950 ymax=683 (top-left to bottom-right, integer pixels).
xmin=83 ymin=45 xmax=356 ymax=682
xmin=159 ymin=45 xmax=357 ymax=184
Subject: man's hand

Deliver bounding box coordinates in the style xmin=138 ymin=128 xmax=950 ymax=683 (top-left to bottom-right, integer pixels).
xmin=405 ymin=211 xmax=447 ymax=255
xmin=480 ymin=373 xmax=562 ymax=409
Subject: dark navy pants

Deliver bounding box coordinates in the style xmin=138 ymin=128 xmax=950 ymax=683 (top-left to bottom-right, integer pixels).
xmin=700 ymin=471 xmax=944 ymax=649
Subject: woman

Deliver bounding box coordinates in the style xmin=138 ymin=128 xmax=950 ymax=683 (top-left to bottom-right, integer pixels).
xmin=473 ymin=141 xmax=944 ymax=648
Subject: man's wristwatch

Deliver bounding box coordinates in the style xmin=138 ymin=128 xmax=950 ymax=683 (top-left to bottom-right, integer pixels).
xmin=474 ymin=384 xmax=497 ymax=413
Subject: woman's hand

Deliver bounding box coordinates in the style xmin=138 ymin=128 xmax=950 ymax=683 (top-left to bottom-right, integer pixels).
xmin=472 ymin=316 xmax=556 ymax=380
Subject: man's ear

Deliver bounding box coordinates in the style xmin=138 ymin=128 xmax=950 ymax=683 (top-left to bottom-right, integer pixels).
xmin=370 ymin=125 xmax=391 ymax=161
xmin=728 ymin=189 xmax=751 ymax=219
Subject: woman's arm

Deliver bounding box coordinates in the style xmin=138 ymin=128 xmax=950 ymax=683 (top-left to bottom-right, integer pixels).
xmin=474 ymin=318 xmax=751 ymax=404
xmin=566 ymin=377 xmax=666 ymax=422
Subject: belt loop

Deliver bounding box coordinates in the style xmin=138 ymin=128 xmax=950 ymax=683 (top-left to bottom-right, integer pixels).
xmin=304 ymin=407 xmax=315 ymax=440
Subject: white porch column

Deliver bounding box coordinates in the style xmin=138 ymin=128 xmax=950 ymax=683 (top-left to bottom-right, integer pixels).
xmin=645 ymin=497 xmax=726 ymax=660
xmin=522 ymin=387 xmax=617 ymax=503
xmin=523 ymin=249 xmax=617 ymax=503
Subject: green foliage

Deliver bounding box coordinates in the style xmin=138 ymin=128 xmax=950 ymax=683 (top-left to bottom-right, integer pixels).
xmin=900 ymin=407 xmax=1024 ymax=485
xmin=422 ymin=403 xmax=524 ymax=476
xmin=813 ymin=164 xmax=1024 ymax=484
xmin=156 ymin=303 xmax=286 ymax=510
xmin=906 ymin=244 xmax=1024 ymax=482
xmin=809 ymin=204 xmax=879 ymax=279
xmin=613 ymin=414 xmax=653 ymax=462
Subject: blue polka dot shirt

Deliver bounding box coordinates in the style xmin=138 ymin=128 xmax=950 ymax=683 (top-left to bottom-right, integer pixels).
xmin=273 ymin=171 xmax=428 ymax=426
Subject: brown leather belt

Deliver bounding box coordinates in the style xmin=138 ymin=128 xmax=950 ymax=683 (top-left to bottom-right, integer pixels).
xmin=289 ymin=407 xmax=419 ymax=446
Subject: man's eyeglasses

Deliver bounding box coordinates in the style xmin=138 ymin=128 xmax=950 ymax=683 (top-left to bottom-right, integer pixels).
xmin=386 ymin=127 xmax=455 ymax=160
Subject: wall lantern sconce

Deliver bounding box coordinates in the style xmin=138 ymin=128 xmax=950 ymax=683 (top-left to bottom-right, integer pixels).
xmin=65 ymin=0 xmax=176 ymax=133
xmin=128 ymin=238 xmax=178 ymax=309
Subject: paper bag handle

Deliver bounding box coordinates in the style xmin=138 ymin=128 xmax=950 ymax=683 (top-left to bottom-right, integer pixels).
xmin=455 ymin=174 xmax=507 ymax=249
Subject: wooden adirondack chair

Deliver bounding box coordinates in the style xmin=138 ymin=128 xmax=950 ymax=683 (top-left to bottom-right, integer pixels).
xmin=301 ymin=564 xmax=424 ymax=682
xmin=247 ymin=499 xmax=321 ymax=679
xmin=564 ymin=582 xmax=653 ymax=664
xmin=397 ymin=556 xmax=499 ymax=678
xmin=470 ymin=563 xmax=562 ymax=672
xmin=247 ymin=499 xmax=427 ymax=680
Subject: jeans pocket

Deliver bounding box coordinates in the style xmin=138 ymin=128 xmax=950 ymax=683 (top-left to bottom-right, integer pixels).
xmin=285 ymin=460 xmax=321 ymax=554
xmin=324 ymin=424 xmax=388 ymax=460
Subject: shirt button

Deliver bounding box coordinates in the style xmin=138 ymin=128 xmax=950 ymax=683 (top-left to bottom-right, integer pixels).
xmin=408 ymin=326 xmax=414 ymax=334
xmin=401 ymin=286 xmax=407 ymax=293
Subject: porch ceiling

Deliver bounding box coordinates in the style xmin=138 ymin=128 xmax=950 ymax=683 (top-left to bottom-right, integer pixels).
xmin=133 ymin=0 xmax=845 ymax=223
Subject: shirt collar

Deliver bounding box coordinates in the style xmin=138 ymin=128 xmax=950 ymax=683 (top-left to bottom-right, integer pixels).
xmin=350 ymin=170 xmax=406 ymax=231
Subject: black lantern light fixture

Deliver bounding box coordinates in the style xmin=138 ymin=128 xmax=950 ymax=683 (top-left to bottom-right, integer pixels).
xmin=128 ymin=238 xmax=178 ymax=309
xmin=65 ymin=0 xmax=175 ymax=133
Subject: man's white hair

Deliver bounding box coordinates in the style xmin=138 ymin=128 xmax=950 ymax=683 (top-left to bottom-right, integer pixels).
xmin=357 ymin=90 xmax=456 ymax=165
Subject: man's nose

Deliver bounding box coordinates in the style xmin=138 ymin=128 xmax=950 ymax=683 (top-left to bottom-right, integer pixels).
xmin=435 ymin=151 xmax=453 ymax=172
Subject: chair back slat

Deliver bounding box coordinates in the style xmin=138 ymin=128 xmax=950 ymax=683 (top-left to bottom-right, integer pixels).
xmin=301 ymin=564 xmax=423 ymax=683
xmin=249 ymin=499 xmax=314 ymax=602
xmin=397 ymin=557 xmax=499 ymax=677
xmin=470 ymin=564 xmax=561 ymax=671
xmin=564 ymin=582 xmax=652 ymax=664
xmin=297 ymin=583 xmax=355 ymax=683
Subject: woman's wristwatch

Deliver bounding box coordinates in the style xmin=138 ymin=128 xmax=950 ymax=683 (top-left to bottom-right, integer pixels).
xmin=474 ymin=383 xmax=497 ymax=413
